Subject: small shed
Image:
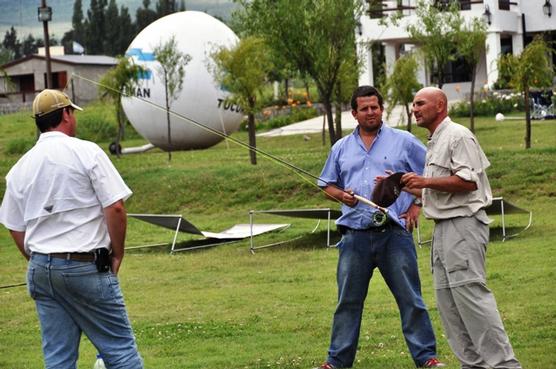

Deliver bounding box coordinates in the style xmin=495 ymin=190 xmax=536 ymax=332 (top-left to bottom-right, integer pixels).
xmin=0 ymin=54 xmax=117 ymax=112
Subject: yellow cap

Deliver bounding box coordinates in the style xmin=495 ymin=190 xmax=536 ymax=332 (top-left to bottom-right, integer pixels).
xmin=32 ymin=89 xmax=83 ymax=117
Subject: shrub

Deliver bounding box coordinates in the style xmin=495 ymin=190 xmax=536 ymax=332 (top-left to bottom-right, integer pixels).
xmin=6 ymin=137 xmax=35 ymax=155
xmin=77 ymin=114 xmax=118 ymax=142
xmin=450 ymin=91 xmax=524 ymax=117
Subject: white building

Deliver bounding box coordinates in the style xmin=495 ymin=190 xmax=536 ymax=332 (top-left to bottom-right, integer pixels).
xmin=0 ymin=54 xmax=117 ymax=111
xmin=357 ymin=0 xmax=556 ymax=100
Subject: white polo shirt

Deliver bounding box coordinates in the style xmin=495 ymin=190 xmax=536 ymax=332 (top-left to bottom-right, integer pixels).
xmin=0 ymin=132 xmax=132 ymax=254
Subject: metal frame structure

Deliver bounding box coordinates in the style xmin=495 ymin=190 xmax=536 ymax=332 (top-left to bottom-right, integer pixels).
xmin=248 ymin=208 xmax=342 ymax=253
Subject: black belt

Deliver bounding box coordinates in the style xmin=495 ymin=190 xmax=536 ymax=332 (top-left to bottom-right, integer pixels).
xmin=46 ymin=252 xmax=96 ymax=262
xmin=338 ymin=220 xmax=394 ymax=235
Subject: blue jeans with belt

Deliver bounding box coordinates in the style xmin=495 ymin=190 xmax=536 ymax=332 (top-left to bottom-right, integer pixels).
xmin=326 ymin=225 xmax=438 ymax=368
xmin=27 ymin=253 xmax=143 ymax=369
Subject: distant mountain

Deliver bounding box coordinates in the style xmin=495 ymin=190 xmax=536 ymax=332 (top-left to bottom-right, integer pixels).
xmin=0 ymin=0 xmax=237 ymax=40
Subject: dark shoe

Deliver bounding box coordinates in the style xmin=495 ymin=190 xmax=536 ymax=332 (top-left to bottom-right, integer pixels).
xmin=313 ymin=363 xmax=336 ymax=369
xmin=421 ymin=358 xmax=446 ymax=367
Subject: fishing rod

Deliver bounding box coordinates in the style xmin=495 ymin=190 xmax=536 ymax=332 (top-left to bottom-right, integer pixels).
xmin=71 ymin=74 xmax=390 ymax=217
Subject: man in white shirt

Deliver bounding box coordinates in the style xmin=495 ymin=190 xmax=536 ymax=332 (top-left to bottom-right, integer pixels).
xmin=0 ymin=89 xmax=143 ymax=369
xmin=402 ymin=87 xmax=522 ymax=369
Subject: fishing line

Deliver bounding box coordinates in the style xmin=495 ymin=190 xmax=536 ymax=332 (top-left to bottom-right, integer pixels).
xmin=71 ymin=73 xmax=389 ymax=218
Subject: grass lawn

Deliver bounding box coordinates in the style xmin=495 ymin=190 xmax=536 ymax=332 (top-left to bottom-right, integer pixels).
xmin=0 ymin=107 xmax=555 ymax=369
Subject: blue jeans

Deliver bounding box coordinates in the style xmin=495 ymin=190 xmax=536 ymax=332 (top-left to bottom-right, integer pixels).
xmin=326 ymin=226 xmax=437 ymax=368
xmin=27 ymin=253 xmax=143 ymax=369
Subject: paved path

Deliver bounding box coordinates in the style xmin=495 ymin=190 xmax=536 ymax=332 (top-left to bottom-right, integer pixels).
xmin=257 ymin=104 xmax=409 ymax=137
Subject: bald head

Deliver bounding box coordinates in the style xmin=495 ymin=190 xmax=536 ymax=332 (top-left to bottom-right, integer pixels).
xmin=417 ymin=87 xmax=448 ymax=110
xmin=412 ymin=86 xmax=448 ymax=133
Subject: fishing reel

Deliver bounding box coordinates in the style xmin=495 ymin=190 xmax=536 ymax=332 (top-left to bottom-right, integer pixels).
xmin=372 ymin=211 xmax=388 ymax=226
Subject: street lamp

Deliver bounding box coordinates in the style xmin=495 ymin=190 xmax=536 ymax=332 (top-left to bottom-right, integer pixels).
xmin=38 ymin=1 xmax=53 ymax=89
xmin=482 ymin=5 xmax=492 ymax=25
xmin=37 ymin=6 xmax=52 ymax=22
xmin=356 ymin=21 xmax=363 ymax=36
xmin=543 ymin=0 xmax=552 ymax=17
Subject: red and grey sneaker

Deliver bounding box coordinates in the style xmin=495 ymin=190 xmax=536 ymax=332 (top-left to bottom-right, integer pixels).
xmin=422 ymin=358 xmax=446 ymax=367
xmin=313 ymin=363 xmax=336 ymax=369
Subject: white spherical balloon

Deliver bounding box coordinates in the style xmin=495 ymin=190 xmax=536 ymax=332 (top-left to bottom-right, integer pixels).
xmin=122 ymin=11 xmax=243 ymax=151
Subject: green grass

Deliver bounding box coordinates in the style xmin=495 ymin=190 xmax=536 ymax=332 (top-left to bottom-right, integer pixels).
xmin=1 ymin=108 xmax=555 ymax=368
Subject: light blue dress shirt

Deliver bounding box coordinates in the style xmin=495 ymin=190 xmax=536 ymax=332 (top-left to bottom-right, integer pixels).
xmin=318 ymin=124 xmax=426 ymax=229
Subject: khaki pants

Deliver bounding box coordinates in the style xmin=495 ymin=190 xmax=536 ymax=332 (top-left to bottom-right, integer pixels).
xmin=432 ymin=215 xmax=521 ymax=369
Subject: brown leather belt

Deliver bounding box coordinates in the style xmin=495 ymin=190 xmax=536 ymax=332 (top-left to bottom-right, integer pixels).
xmin=48 ymin=252 xmax=96 ymax=262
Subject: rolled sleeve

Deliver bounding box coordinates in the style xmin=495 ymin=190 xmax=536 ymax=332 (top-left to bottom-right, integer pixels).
xmin=451 ymin=136 xmax=484 ymax=184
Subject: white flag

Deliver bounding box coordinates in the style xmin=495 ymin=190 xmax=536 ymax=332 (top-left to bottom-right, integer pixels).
xmin=72 ymin=41 xmax=85 ymax=54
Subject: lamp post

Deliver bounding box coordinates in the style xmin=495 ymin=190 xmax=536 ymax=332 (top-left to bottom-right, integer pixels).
xmin=543 ymin=0 xmax=552 ymax=17
xmin=38 ymin=0 xmax=53 ymax=89
xmin=482 ymin=5 xmax=492 ymax=25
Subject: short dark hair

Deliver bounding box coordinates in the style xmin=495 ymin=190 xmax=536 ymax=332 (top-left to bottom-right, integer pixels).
xmin=350 ymin=85 xmax=384 ymax=111
xmin=35 ymin=107 xmax=65 ymax=133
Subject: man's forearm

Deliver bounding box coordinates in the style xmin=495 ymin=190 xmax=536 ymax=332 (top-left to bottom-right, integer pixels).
xmin=103 ymin=200 xmax=127 ymax=260
xmin=425 ymin=175 xmax=477 ymax=193
xmin=9 ymin=230 xmax=29 ymax=260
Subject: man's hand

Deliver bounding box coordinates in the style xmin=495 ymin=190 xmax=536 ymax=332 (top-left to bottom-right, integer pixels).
xmin=400 ymin=203 xmax=421 ymax=232
xmin=9 ymin=230 xmax=29 ymax=261
xmin=103 ymin=200 xmax=127 ymax=275
xmin=110 ymin=253 xmax=123 ymax=275
xmin=341 ymin=189 xmax=358 ymax=207
xmin=324 ymin=186 xmax=358 ymax=207
xmin=401 ymin=172 xmax=428 ymax=190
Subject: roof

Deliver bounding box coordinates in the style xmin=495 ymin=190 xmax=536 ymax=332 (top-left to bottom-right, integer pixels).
xmin=1 ymin=54 xmax=118 ymax=69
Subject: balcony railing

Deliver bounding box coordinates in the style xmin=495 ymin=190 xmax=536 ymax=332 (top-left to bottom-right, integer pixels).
xmin=365 ymin=0 xmax=497 ymax=19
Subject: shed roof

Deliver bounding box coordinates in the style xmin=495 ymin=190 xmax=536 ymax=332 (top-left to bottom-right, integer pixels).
xmin=1 ymin=54 xmax=118 ymax=69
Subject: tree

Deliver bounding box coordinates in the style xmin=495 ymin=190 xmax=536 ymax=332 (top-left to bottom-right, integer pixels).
xmin=72 ymin=0 xmax=86 ymax=45
xmin=333 ymin=47 xmax=359 ymax=139
xmin=156 ymin=0 xmax=178 ymax=16
xmin=2 ymin=26 xmax=21 ymax=60
xmin=236 ymin=0 xmax=362 ymax=145
xmin=136 ymin=0 xmax=159 ymax=32
xmin=499 ymin=36 xmax=553 ymax=149
xmin=86 ymin=0 xmax=108 ymax=54
xmin=154 ymin=36 xmax=191 ymax=160
xmin=118 ymin=6 xmax=135 ymax=54
xmin=382 ymin=53 xmax=421 ymax=132
xmin=104 ymin=0 xmax=120 ymax=56
xmin=179 ymin=0 xmax=186 ymax=11
xmin=211 ymin=37 xmax=274 ymax=165
xmin=99 ymin=57 xmax=144 ymax=156
xmin=21 ymin=34 xmax=38 ymax=56
xmin=407 ymin=0 xmax=460 ymax=88
xmin=0 ymin=47 xmax=13 ymax=65
xmin=453 ymin=16 xmax=487 ymax=133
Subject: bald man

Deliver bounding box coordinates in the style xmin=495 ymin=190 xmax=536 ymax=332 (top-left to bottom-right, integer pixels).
xmin=401 ymin=87 xmax=522 ymax=369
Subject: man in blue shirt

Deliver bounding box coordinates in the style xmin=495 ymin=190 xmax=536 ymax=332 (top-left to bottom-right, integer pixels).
xmin=315 ymin=86 xmax=444 ymax=368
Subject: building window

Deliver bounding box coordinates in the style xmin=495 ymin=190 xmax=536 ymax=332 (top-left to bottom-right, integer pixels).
xmin=432 ymin=57 xmax=473 ymax=84
xmin=43 ymin=71 xmax=67 ymax=89
xmin=498 ymin=0 xmax=510 ymax=11
xmin=366 ymin=0 xmax=384 ymax=19
xmin=19 ymin=74 xmax=35 ymax=93
xmin=500 ymin=35 xmax=513 ymax=55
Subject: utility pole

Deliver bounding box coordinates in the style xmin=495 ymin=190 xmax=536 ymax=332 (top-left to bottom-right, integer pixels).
xmin=38 ymin=0 xmax=53 ymax=89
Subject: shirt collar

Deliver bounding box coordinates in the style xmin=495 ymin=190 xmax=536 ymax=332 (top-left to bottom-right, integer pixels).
xmin=352 ymin=122 xmax=386 ymax=137
xmin=37 ymin=131 xmax=69 ymax=143
xmin=428 ymin=116 xmax=451 ymax=143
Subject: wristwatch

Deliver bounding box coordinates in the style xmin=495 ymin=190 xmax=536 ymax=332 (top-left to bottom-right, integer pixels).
xmin=413 ymin=198 xmax=423 ymax=207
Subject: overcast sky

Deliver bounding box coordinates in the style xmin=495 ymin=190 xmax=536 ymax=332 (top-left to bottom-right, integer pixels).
xmin=0 ymin=0 xmax=236 ymax=40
